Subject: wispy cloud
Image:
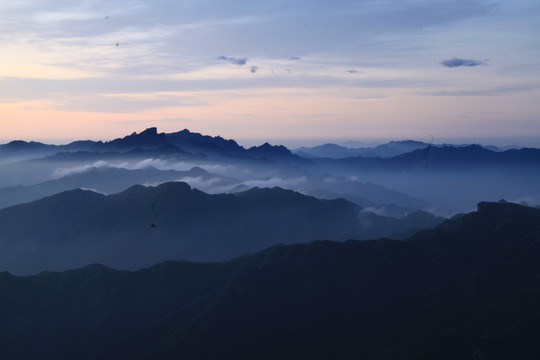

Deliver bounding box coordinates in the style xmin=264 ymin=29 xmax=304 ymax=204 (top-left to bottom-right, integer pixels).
xmin=53 ymin=161 xmax=109 ymax=178
xmin=217 ymin=56 xmax=247 ymax=66
xmin=441 ymin=58 xmax=486 ymax=68
xmin=176 ymin=176 xmax=239 ymax=194
xmin=242 ymin=177 xmax=307 ymax=189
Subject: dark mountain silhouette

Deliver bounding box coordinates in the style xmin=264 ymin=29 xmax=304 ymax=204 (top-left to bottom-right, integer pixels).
xmin=0 ymin=140 xmax=61 ymax=163
xmin=0 ymin=128 xmax=307 ymax=165
xmin=0 ymin=166 xmax=239 ymax=210
xmin=317 ymin=144 xmax=540 ymax=172
xmin=294 ymin=140 xmax=519 ymax=159
xmin=89 ymin=128 xmax=307 ymax=163
xmin=43 ymin=144 xmax=194 ymax=162
xmin=0 ymin=167 xmax=429 ymax=217
xmin=0 ymin=182 xmax=443 ymax=275
xmin=248 ymin=142 xmax=294 ymax=158
xmin=165 ymin=128 xmax=247 ymax=155
xmin=1 ymin=130 xmax=535 ymax=169
xmin=2 ymin=129 xmax=538 ymax=215
xmin=103 ymin=127 xmax=169 ymax=150
xmin=311 ymin=145 xmax=540 ymax=214
xmin=0 ymin=155 xmax=426 ymax=216
xmin=0 ymin=201 xmax=538 ymax=359
xmin=294 ymin=140 xmax=430 ymax=159
xmin=0 ymin=140 xmax=56 ymax=153
xmin=359 ymin=209 xmax=444 ymax=239
xmin=295 ymin=143 xmax=359 ymax=158
xmin=0 ymin=139 xmax=105 ymax=162
xmin=62 ymin=139 xmax=101 ymax=151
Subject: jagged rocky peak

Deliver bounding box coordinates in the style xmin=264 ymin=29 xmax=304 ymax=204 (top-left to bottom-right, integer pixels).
xmin=130 ymin=127 xmax=163 ymax=140
xmin=249 ymin=142 xmax=292 ymax=156
xmin=103 ymin=127 xmax=169 ymax=150
xmin=138 ymin=127 xmax=159 ymax=136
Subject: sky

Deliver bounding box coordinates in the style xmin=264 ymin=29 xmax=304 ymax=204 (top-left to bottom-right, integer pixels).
xmin=0 ymin=0 xmax=539 ymax=146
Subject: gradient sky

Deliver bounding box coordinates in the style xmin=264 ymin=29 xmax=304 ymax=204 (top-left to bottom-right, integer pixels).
xmin=1 ymin=0 xmax=539 ymax=146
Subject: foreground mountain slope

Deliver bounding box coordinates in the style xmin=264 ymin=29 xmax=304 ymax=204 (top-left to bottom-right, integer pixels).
xmin=0 ymin=201 xmax=539 ymax=359
xmin=0 ymin=182 xmax=442 ymax=275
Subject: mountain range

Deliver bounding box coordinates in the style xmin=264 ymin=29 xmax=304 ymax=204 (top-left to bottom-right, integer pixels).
xmin=0 ymin=166 xmax=238 ymax=210
xmin=294 ymin=140 xmax=432 ymax=158
xmin=0 ymin=127 xmax=305 ymax=164
xmin=315 ymin=144 xmax=540 ymax=172
xmin=2 ymin=127 xmax=538 ymax=216
xmin=293 ymin=140 xmax=522 ymax=159
xmin=0 ymin=182 xmax=443 ymax=275
xmin=0 ymin=128 xmax=539 ymax=358
xmin=0 ymin=201 xmax=539 ymax=359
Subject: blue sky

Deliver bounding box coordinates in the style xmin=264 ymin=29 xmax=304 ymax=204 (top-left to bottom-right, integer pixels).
xmin=0 ymin=0 xmax=539 ymax=146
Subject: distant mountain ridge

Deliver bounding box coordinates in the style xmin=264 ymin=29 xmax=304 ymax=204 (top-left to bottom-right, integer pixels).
xmin=293 ymin=140 xmax=521 ymax=159
xmin=294 ymin=140 xmax=431 ymax=158
xmin=316 ymin=144 xmax=540 ymax=171
xmin=2 ymin=128 xmax=530 ymax=163
xmin=4 ymin=129 xmax=536 ymax=178
xmin=3 ymin=128 xmax=537 ymax=174
xmin=0 ymin=201 xmax=538 ymax=359
xmin=0 ymin=127 xmax=306 ymax=164
xmin=2 ymin=128 xmax=538 ymax=215
xmin=0 ymin=166 xmax=240 ymax=210
xmin=0 ymin=182 xmax=443 ymax=275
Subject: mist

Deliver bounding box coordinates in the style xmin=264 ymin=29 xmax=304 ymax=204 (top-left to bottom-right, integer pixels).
xmin=0 ymin=128 xmax=538 ymax=275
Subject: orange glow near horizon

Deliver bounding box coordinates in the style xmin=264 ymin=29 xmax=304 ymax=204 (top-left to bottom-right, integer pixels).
xmin=2 ymin=84 xmax=540 ymax=145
